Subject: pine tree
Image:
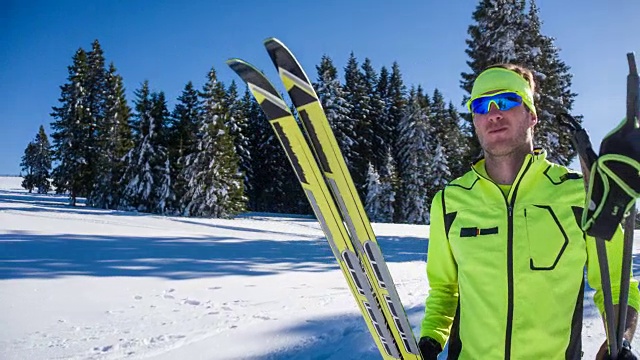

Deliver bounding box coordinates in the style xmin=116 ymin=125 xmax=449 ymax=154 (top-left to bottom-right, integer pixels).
xmin=387 ymin=62 xmax=407 ymax=160
xmin=31 ymin=126 xmax=53 ymax=193
xmin=237 ymin=88 xmax=256 ymax=200
xmin=20 ymin=142 xmax=38 ymax=193
xmin=120 ymin=82 xmax=172 ymax=214
xmin=430 ymin=89 xmax=470 ymax=180
xmin=315 ymin=55 xmax=355 ymax=167
xmin=375 ymin=66 xmax=394 ymax=170
xmin=343 ymin=53 xmax=372 ymax=196
xmin=168 ymin=81 xmax=201 ymax=208
xmin=364 ymin=163 xmax=385 ymax=222
xmin=396 ymin=88 xmax=433 ymax=224
xmin=50 ymin=48 xmax=93 ymax=205
xmin=362 ymin=59 xmax=388 ymax=173
xmin=446 ymin=102 xmax=472 ymax=178
xmin=89 ymin=63 xmax=132 ymax=209
xmin=85 ymin=40 xmax=108 ymax=186
xmin=181 ymin=68 xmax=245 ymax=217
xmin=244 ymin=89 xmax=271 ymax=211
xmin=522 ymin=0 xmax=577 ymax=165
xmin=225 ymin=80 xmax=251 ymax=192
xmin=425 ymin=142 xmax=451 ymax=205
xmin=170 ymin=82 xmax=200 ymax=161
xmin=376 ymin=151 xmax=397 ymax=223
xmin=429 ymin=89 xmax=449 ymax=146
xmin=22 ymin=126 xmax=53 ymax=193
xmin=150 ymin=91 xmax=174 ymax=214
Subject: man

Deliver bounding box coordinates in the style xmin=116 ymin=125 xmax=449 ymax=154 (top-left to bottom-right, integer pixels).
xmin=418 ymin=64 xmax=640 ymax=359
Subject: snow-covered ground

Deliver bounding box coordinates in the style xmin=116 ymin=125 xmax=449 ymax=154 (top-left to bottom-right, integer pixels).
xmin=0 ymin=176 xmax=637 ymax=359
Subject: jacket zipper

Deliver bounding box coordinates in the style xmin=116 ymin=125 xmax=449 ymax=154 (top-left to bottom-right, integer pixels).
xmin=502 ymin=159 xmax=533 ymax=360
xmin=471 ymin=156 xmax=535 ymax=359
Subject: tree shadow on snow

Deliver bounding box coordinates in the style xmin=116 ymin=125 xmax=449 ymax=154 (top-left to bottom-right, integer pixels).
xmin=249 ymin=303 xmax=426 ymax=360
xmin=0 ymin=231 xmax=336 ymax=280
xmin=0 ymin=230 xmax=429 ymax=281
xmin=0 ymin=189 xmax=85 ymax=207
xmin=0 ymin=190 xmax=429 ymax=280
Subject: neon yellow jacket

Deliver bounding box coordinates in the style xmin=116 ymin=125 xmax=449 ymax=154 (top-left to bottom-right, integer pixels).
xmin=420 ymin=149 xmax=640 ymax=360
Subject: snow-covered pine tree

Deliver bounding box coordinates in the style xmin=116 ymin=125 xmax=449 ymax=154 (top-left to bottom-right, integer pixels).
xmin=521 ymin=0 xmax=577 ymax=165
xmin=425 ymin=141 xmax=451 ymax=207
xmin=429 ymin=88 xmax=449 ymax=143
xmin=32 ymin=125 xmax=53 ymax=194
xmin=20 ymin=142 xmax=37 ymax=192
xmin=343 ymin=53 xmax=371 ymax=195
xmin=181 ymin=67 xmax=245 ymax=218
xmin=446 ymin=102 xmax=472 ymax=178
xmin=50 ymin=48 xmax=93 ymax=205
xmin=20 ymin=126 xmax=52 ymax=193
xmin=119 ymin=82 xmax=171 ymax=213
xmin=315 ymin=55 xmax=356 ymax=168
xmin=168 ymin=81 xmax=201 ymax=209
xmin=377 ymin=151 xmax=397 ymax=223
xmin=225 ymin=80 xmax=251 ymax=192
xmin=374 ymin=66 xmax=394 ymax=170
xmin=244 ymin=89 xmax=271 ymax=212
xmin=89 ymin=63 xmax=133 ymax=209
xmin=387 ymin=62 xmax=407 ymax=164
xmin=170 ymin=82 xmax=200 ymax=160
xmin=364 ymin=163 xmax=385 ymax=222
xmin=84 ymin=40 xmax=108 ymax=192
xmin=396 ymin=88 xmax=432 ymax=224
xmin=237 ymin=88 xmax=256 ymax=202
xmin=362 ymin=59 xmax=388 ymax=177
xmin=415 ymin=85 xmax=430 ymax=109
xmin=429 ymin=89 xmax=470 ymax=180
xmin=150 ymin=92 xmax=175 ymax=214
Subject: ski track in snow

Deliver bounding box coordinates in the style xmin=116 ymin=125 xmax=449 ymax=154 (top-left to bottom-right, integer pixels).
xmin=0 ymin=176 xmax=639 ymax=359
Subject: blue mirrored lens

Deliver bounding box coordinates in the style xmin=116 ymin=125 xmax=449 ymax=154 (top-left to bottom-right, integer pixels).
xmin=471 ymin=92 xmax=523 ymax=114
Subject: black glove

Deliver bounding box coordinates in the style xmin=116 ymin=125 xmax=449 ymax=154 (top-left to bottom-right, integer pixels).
xmin=418 ymin=336 xmax=442 ymax=360
xmin=605 ymin=340 xmax=639 ymax=360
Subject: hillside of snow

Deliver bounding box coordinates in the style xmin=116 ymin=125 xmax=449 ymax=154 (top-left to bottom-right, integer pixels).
xmin=0 ymin=176 xmax=637 ymax=359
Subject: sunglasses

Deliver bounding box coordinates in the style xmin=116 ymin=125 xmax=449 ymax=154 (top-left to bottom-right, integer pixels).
xmin=470 ymin=92 xmax=523 ymax=114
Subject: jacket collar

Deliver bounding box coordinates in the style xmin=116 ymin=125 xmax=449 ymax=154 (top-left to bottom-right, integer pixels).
xmin=471 ymin=148 xmax=548 ymax=183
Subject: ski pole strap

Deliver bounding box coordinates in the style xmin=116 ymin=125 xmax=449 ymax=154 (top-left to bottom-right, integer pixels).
xmin=580 ymin=106 xmax=640 ymax=240
xmin=556 ymin=113 xmax=598 ymax=168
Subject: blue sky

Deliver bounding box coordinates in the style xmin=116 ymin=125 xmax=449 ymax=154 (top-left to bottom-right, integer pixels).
xmin=1 ymin=0 xmax=638 ymax=175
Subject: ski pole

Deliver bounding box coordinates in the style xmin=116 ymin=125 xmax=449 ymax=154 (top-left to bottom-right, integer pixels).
xmin=616 ymin=52 xmax=639 ymax=355
xmin=557 ymin=112 xmax=619 ymax=358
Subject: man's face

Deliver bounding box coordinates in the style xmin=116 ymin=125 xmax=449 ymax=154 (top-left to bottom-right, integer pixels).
xmin=473 ymin=100 xmax=537 ymax=157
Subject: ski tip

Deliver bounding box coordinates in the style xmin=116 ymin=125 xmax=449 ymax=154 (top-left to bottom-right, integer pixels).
xmin=225 ymin=58 xmax=249 ymax=75
xmin=225 ymin=58 xmax=244 ymax=66
xmin=263 ymin=37 xmax=294 ymax=59
xmin=225 ymin=59 xmax=262 ymax=83
xmin=262 ymin=38 xmax=310 ymax=84
xmin=226 ymin=58 xmax=263 ymax=74
xmin=263 ymin=37 xmax=283 ymax=47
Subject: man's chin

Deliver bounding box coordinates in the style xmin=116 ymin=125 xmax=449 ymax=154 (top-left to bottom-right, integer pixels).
xmin=483 ymin=144 xmax=517 ymax=157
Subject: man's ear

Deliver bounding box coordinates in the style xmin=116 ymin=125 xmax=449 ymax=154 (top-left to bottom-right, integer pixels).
xmin=529 ymin=111 xmax=538 ymax=127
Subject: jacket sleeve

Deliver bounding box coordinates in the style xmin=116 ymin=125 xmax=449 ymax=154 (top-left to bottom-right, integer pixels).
xmin=420 ymin=190 xmax=459 ymax=347
xmin=586 ymin=225 xmax=640 ymax=314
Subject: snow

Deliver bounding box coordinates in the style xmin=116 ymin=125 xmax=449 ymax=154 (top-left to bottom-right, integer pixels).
xmin=0 ymin=175 xmax=637 ymax=359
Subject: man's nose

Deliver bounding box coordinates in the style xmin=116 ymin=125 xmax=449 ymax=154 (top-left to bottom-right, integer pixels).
xmin=486 ymin=103 xmax=502 ymax=121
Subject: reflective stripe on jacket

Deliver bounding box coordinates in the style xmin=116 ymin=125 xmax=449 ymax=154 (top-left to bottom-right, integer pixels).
xmin=420 ymin=149 xmax=640 ymax=360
